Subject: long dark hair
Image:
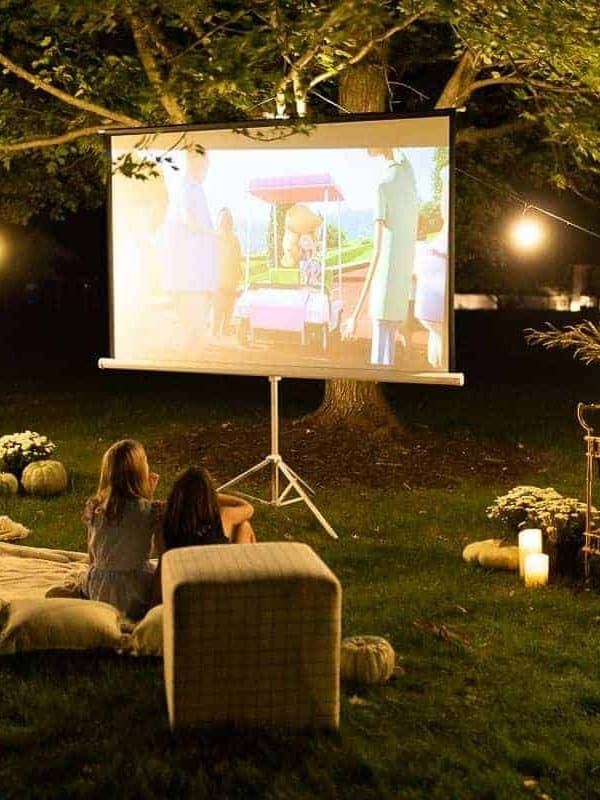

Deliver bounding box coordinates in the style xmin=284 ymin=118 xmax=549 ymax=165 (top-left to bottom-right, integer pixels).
xmin=91 ymin=439 xmax=152 ymax=524
xmin=163 ymin=466 xmax=222 ymax=549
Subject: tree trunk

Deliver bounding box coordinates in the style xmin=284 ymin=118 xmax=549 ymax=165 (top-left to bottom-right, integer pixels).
xmin=308 ymin=55 xmax=400 ymax=432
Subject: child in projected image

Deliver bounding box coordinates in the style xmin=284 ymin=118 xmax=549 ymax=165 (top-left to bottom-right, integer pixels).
xmin=299 ymin=234 xmax=322 ymax=287
xmin=213 ymin=207 xmax=242 ymax=337
xmin=151 ymin=466 xmax=256 ymax=604
xmin=69 ymin=439 xmax=163 ymax=620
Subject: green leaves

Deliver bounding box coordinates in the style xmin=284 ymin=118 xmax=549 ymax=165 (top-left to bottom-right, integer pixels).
xmin=0 ymin=0 xmax=598 ymax=232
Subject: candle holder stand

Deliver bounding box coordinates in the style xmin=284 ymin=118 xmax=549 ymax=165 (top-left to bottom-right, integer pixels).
xmin=576 ymin=402 xmax=600 ymax=578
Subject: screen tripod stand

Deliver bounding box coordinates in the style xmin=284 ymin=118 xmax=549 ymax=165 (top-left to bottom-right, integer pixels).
xmin=218 ymin=376 xmax=338 ymax=540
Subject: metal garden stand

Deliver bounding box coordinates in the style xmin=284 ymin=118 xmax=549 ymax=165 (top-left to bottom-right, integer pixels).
xmin=577 ymin=402 xmax=600 ymax=578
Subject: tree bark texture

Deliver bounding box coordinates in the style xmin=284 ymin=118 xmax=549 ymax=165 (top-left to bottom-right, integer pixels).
xmin=310 ymin=52 xmax=400 ymax=431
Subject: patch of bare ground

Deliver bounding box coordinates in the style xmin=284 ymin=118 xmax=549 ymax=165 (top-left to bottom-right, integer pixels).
xmin=151 ymin=417 xmax=551 ymax=490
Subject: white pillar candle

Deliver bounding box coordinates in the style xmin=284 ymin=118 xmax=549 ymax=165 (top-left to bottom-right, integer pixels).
xmin=524 ymin=552 xmax=549 ymax=587
xmin=518 ymin=528 xmax=543 ymax=576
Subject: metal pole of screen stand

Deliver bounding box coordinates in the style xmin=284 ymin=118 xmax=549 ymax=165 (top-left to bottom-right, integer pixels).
xmin=218 ymin=376 xmax=338 ymax=540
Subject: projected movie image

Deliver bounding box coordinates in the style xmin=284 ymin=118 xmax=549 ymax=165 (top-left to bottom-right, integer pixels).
xmin=110 ymin=117 xmax=451 ymax=380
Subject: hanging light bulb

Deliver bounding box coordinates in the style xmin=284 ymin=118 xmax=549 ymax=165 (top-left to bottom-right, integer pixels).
xmin=511 ymin=208 xmax=544 ymax=250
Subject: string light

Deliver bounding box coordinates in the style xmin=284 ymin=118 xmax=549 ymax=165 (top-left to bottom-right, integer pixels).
xmin=510 ymin=206 xmax=544 ymax=250
xmin=457 ymin=168 xmax=600 ymax=244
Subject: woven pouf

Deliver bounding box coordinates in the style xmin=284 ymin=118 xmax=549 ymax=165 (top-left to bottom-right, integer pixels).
xmin=161 ymin=542 xmax=342 ymax=731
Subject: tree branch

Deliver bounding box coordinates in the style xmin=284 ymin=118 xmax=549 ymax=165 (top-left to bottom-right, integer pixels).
xmin=176 ymin=10 xmax=249 ymax=62
xmin=467 ymin=75 xmax=592 ymax=98
xmin=435 ymin=49 xmax=479 ymax=108
xmin=0 ymin=125 xmax=101 ymax=153
xmin=456 ymin=119 xmax=535 ymax=145
xmin=0 ymin=52 xmax=140 ymax=126
xmin=307 ymin=13 xmax=424 ymax=92
xmin=125 ymin=10 xmax=187 ymax=124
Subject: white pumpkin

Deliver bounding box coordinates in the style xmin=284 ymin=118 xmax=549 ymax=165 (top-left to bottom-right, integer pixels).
xmin=340 ymin=635 xmax=396 ymax=685
xmin=462 ymin=539 xmax=519 ymax=571
xmin=477 ymin=542 xmax=519 ymax=571
xmin=462 ymin=539 xmax=501 ymax=563
xmin=21 ymin=460 xmax=68 ymax=496
xmin=0 ymin=473 xmax=19 ymax=496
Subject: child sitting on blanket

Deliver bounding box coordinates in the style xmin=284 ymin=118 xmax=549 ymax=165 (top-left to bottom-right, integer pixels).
xmin=79 ymin=439 xmax=163 ymax=620
xmin=151 ymin=466 xmax=256 ymax=605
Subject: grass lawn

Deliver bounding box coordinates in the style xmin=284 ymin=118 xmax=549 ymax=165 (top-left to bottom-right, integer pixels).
xmin=1 ymin=360 xmax=600 ymax=799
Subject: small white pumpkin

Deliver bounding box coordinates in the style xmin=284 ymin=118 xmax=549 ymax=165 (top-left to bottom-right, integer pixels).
xmin=477 ymin=542 xmax=519 ymax=571
xmin=340 ymin=635 xmax=396 ymax=685
xmin=21 ymin=460 xmax=68 ymax=496
xmin=0 ymin=473 xmax=19 ymax=496
xmin=462 ymin=539 xmax=501 ymax=563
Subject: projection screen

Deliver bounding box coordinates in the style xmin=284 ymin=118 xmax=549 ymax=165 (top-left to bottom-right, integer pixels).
xmin=102 ymin=114 xmax=463 ymax=385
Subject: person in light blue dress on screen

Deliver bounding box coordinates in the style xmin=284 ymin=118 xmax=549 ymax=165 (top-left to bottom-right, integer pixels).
xmin=156 ymin=149 xmax=218 ymax=349
xmin=342 ymin=148 xmax=419 ymax=366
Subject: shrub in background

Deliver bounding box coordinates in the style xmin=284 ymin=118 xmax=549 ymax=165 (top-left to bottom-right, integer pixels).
xmin=487 ymin=485 xmax=595 ymax=577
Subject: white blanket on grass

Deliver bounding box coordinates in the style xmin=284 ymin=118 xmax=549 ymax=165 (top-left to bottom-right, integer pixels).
xmin=0 ymin=543 xmax=89 ymax=600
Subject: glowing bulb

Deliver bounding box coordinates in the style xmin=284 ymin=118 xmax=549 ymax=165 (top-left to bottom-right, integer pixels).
xmin=511 ymin=216 xmax=544 ymax=250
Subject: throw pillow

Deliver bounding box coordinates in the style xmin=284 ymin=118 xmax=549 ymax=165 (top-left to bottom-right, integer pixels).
xmin=0 ymin=516 xmax=30 ymax=542
xmin=0 ymin=598 xmax=123 ymax=655
xmin=126 ymin=604 xmax=163 ymax=657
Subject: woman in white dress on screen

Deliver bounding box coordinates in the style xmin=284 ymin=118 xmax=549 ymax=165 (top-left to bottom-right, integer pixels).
xmin=156 ymin=149 xmax=218 ymax=354
xmin=413 ymin=169 xmax=449 ymax=369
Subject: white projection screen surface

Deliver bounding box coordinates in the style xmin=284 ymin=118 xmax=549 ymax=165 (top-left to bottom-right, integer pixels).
xmin=105 ymin=115 xmax=462 ymax=385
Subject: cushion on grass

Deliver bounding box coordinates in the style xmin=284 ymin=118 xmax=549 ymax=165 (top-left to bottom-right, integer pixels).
xmin=0 ymin=516 xmax=30 ymax=542
xmin=127 ymin=604 xmax=163 ymax=657
xmin=0 ymin=597 xmax=123 ymax=655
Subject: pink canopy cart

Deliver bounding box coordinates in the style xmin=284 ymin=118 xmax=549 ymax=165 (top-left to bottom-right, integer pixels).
xmin=233 ymin=174 xmax=344 ymax=352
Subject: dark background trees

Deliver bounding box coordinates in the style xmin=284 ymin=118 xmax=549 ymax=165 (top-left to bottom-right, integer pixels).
xmin=1 ymin=1 xmax=599 ymax=415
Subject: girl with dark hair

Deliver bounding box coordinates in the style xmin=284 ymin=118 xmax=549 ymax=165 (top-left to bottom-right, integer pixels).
xmin=152 ymin=466 xmax=255 ymax=604
xmin=162 ymin=466 xmax=228 ymax=548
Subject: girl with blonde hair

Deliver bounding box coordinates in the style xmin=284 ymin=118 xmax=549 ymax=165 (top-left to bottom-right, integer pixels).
xmin=82 ymin=439 xmax=162 ymax=619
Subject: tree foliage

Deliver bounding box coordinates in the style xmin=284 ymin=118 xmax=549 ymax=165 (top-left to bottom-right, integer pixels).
xmin=0 ymin=1 xmax=598 ymax=265
xmin=526 ymin=321 xmax=600 ymax=367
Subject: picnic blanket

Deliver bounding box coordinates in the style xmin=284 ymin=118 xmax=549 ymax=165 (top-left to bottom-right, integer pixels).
xmin=0 ymin=543 xmax=89 ymax=600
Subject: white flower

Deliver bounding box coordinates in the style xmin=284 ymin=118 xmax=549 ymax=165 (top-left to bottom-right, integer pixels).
xmin=488 ymin=484 xmax=592 ymax=545
xmin=0 ymin=430 xmax=57 ymax=470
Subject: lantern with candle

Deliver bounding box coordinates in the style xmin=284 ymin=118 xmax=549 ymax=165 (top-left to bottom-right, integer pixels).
xmin=524 ymin=552 xmax=549 ymax=587
xmin=518 ymin=528 xmax=542 ymax=577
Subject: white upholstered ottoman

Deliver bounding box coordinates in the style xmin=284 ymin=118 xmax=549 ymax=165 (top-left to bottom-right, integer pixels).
xmin=161 ymin=541 xmax=342 ymax=730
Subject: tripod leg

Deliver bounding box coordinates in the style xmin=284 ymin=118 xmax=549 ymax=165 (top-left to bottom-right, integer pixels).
xmin=281 ymin=462 xmax=316 ymax=495
xmin=278 ymin=460 xmax=338 ymax=540
xmin=218 ymin=458 xmax=273 ymax=492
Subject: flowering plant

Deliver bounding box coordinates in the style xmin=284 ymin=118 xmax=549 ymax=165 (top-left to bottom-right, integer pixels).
xmin=0 ymin=431 xmax=56 ymax=473
xmin=487 ymin=485 xmax=594 ymax=545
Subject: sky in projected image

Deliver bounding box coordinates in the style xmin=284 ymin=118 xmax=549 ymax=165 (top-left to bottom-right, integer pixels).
xmin=108 ymin=117 xmax=457 ymax=384
xmin=153 ymin=147 xmax=441 ymax=246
